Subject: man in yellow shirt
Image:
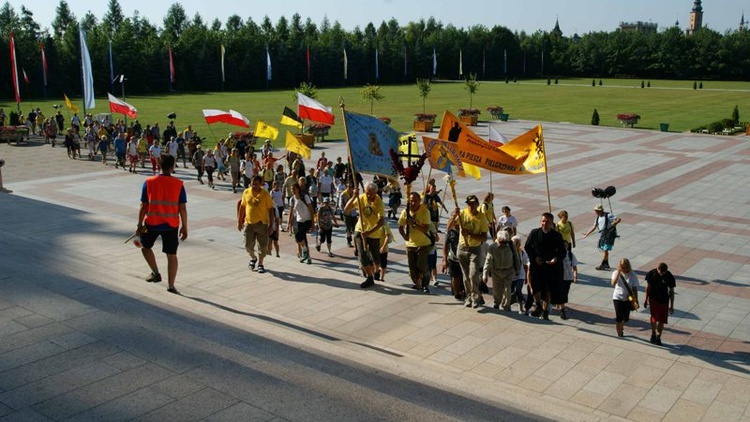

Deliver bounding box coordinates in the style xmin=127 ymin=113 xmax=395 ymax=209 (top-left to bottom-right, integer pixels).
xmin=458 ymin=195 xmax=489 ymax=308
xmin=398 ymin=192 xmax=433 ymax=293
xmin=344 ymin=182 xmax=384 ymax=288
xmin=238 ymin=175 xmax=275 ymax=274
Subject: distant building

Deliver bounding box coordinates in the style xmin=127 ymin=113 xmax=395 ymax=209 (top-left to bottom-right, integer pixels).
xmin=687 ymin=0 xmax=703 ymax=35
xmin=740 ymin=13 xmax=746 ymax=32
xmin=551 ymin=18 xmax=563 ymax=37
xmin=619 ymin=21 xmax=658 ymax=34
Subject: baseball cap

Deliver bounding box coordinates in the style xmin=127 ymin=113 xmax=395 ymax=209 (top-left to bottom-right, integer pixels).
xmin=466 ymin=195 xmax=479 ymax=204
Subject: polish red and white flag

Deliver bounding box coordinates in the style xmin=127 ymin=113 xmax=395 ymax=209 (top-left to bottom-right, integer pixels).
xmin=202 ymin=109 xmax=250 ymax=128
xmin=297 ymin=92 xmax=334 ymax=125
xmin=108 ymin=93 xmax=137 ymax=119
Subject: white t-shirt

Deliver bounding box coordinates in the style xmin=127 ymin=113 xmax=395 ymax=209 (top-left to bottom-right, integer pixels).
xmin=271 ymin=189 xmax=284 ymax=208
xmin=612 ymin=271 xmax=639 ymax=301
xmin=562 ymin=252 xmax=578 ymax=280
xmin=167 ymin=141 xmax=178 ymax=157
xmin=498 ymin=214 xmax=518 ymax=231
xmin=291 ymin=195 xmax=313 ymax=222
xmin=516 ymin=249 xmax=529 ymax=281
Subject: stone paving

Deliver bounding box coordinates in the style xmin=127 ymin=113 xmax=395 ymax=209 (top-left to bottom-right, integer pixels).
xmin=1 ymin=122 xmax=749 ymax=421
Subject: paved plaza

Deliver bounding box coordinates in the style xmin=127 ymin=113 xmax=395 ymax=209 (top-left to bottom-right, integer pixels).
xmin=1 ymin=120 xmax=749 ymax=421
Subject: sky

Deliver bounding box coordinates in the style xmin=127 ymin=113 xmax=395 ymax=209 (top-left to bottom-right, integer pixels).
xmin=7 ymin=0 xmax=748 ymax=35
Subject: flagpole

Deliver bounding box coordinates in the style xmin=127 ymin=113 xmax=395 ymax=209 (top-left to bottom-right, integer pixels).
xmin=339 ymin=97 xmax=373 ymax=265
xmin=540 ymin=125 xmax=552 ymax=213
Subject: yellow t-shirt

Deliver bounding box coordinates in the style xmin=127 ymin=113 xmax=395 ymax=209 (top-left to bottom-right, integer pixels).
xmin=556 ymin=220 xmax=574 ymax=244
xmin=398 ymin=204 xmax=432 ymax=248
xmin=241 ymin=187 xmax=274 ymax=225
xmin=137 ymin=138 xmax=149 ymax=153
xmin=355 ymin=193 xmax=384 ymax=239
xmin=459 ymin=208 xmax=489 ymax=248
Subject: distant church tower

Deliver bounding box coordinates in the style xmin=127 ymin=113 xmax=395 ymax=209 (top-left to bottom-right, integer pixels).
xmin=741 ymin=13 xmax=746 ymax=32
xmin=687 ymin=0 xmax=703 ymax=35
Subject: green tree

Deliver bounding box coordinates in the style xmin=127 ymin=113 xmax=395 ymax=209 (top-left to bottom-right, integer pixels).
xmin=361 ymin=84 xmax=384 ymax=115
xmin=591 ymin=109 xmax=600 ymax=125
xmin=416 ymin=78 xmax=431 ymax=113
xmin=102 ymin=0 xmax=124 ymax=33
xmin=52 ymin=0 xmax=75 ymax=39
xmin=463 ymin=73 xmax=479 ymax=108
xmin=163 ymin=3 xmax=187 ymax=41
xmin=732 ymin=105 xmax=740 ymax=125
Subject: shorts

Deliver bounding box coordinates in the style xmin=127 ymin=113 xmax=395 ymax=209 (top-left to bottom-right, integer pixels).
xmin=613 ymin=299 xmax=632 ymax=323
xmin=319 ymin=227 xmax=333 ymax=244
xmin=269 ymin=229 xmax=279 ymax=242
xmin=379 ymin=251 xmax=388 ymax=269
xmin=427 ymin=252 xmax=437 ymax=270
xmin=140 ymin=227 xmax=179 ymax=255
xmin=649 ymin=301 xmax=669 ymax=324
xmin=354 ymin=232 xmax=381 ymax=268
xmin=295 ymin=220 xmax=313 ymax=243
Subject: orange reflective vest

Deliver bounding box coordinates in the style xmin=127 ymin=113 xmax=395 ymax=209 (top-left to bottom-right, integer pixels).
xmin=144 ymin=175 xmax=183 ymax=228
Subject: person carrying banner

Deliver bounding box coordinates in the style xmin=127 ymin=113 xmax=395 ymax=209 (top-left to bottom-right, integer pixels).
xmin=344 ymin=182 xmax=385 ymax=288
xmin=398 ymin=192 xmax=433 ymax=292
xmin=457 ymin=195 xmax=489 ymax=308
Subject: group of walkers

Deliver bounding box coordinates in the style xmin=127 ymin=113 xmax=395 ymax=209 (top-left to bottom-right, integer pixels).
xmin=126 ymin=130 xmax=677 ymax=346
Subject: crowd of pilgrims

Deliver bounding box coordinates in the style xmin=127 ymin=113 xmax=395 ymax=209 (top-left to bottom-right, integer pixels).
xmin=37 ymin=112 xmax=581 ymax=320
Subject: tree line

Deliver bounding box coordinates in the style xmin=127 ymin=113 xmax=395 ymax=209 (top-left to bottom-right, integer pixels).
xmin=1 ymin=0 xmax=749 ymax=101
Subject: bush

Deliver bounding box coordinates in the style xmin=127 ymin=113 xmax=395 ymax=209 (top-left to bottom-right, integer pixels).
xmin=554 ymin=78 xmax=559 ymax=85
xmin=707 ymin=121 xmax=724 ymax=133
xmin=641 ymin=80 xmax=645 ymax=88
xmin=592 ymin=79 xmax=596 ymax=87
xmin=547 ymin=78 xmax=551 ymax=85
xmin=693 ymin=81 xmax=697 ymax=90
xmin=599 ymin=79 xmax=603 ymax=86
xmin=591 ymin=109 xmax=600 ymax=126
xmin=732 ymin=105 xmax=740 ymax=125
xmin=647 ymin=81 xmax=651 ymax=88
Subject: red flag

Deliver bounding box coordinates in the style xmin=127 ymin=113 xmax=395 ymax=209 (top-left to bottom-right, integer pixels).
xmin=297 ymin=92 xmax=334 ymax=125
xmin=108 ymin=93 xmax=137 ymax=119
xmin=22 ymin=68 xmax=30 ymax=84
xmin=202 ymin=109 xmax=249 ymax=128
xmin=9 ymin=34 xmax=20 ymax=104
xmin=306 ymin=46 xmax=311 ymax=81
xmin=168 ymin=45 xmax=175 ymax=83
xmin=40 ymin=43 xmax=48 ymax=86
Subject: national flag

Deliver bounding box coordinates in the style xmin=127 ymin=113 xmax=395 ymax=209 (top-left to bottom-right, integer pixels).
xmin=423 ymin=136 xmax=464 ymax=176
xmin=404 ymin=47 xmax=408 ymax=76
xmin=488 ymin=124 xmax=509 ymax=146
xmin=266 ymin=47 xmax=272 ymax=81
xmin=344 ymin=111 xmax=398 ymax=178
xmin=80 ymin=28 xmax=95 ymax=110
xmin=220 ymin=44 xmax=226 ymax=82
xmin=459 ymin=49 xmax=463 ymax=77
xmin=432 ymin=47 xmax=437 ymax=76
xmin=64 ymin=93 xmax=79 ymax=114
xmin=168 ymin=45 xmax=175 ymax=83
xmin=9 ymin=34 xmax=20 ymax=104
xmin=40 ymin=42 xmax=47 ymax=87
xmin=503 ymin=48 xmax=507 ymax=76
xmin=255 ymin=120 xmax=278 ymax=140
xmin=22 ymin=68 xmax=30 ymax=84
xmin=398 ymin=132 xmax=419 ymax=155
xmin=297 ymin=92 xmax=334 ymax=125
xmin=375 ymin=48 xmax=379 ymax=80
xmin=306 ymin=46 xmax=311 ymax=81
xmin=343 ymin=48 xmax=348 ymax=80
xmin=285 ymin=130 xmax=311 ymax=159
xmin=108 ymin=93 xmax=137 ymax=119
xmin=280 ymin=106 xmax=303 ymax=129
xmin=202 ymin=109 xmax=250 ymax=128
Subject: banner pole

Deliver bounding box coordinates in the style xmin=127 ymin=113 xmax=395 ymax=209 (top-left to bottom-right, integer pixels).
xmin=540 ymin=125 xmax=552 ymax=213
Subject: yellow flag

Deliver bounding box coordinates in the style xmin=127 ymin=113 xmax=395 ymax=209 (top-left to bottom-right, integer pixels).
xmin=285 ymin=131 xmax=311 ymax=159
xmin=398 ymin=132 xmax=419 ymax=155
xmin=255 ymin=120 xmax=279 ymax=140
xmin=498 ymin=125 xmax=546 ymax=173
xmin=463 ymin=163 xmax=482 ymax=180
xmin=64 ymin=93 xmax=79 ymax=114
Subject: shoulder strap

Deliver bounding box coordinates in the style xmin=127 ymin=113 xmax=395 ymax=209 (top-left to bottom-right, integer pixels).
xmin=618 ymin=272 xmax=634 ymax=296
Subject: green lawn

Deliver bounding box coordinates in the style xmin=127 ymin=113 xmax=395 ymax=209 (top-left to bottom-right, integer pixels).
xmin=5 ymin=78 xmax=749 ymax=146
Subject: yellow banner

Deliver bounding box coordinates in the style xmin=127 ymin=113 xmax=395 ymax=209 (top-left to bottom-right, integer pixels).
xmin=64 ymin=93 xmax=79 ymax=114
xmin=438 ymin=111 xmax=546 ymax=175
xmin=255 ymin=120 xmax=279 ymax=140
xmin=285 ymin=131 xmax=311 ymax=159
xmin=398 ymin=132 xmax=419 ymax=155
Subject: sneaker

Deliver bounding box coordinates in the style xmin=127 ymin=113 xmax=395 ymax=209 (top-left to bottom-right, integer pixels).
xmin=248 ymin=259 xmax=257 ymax=270
xmin=518 ymin=310 xmax=526 ymax=315
xmin=257 ymin=265 xmax=265 ymax=274
xmin=422 ymin=287 xmax=430 ymax=294
xmin=433 ymin=280 xmax=439 ymax=287
xmin=315 ymin=244 xmax=321 ymax=252
xmin=560 ymin=309 xmax=568 ymax=320
xmin=145 ymin=272 xmax=162 ymax=283
xmin=306 ymin=258 xmax=312 ymax=265
xmin=476 ymin=297 xmax=485 ymax=306
xmin=328 ymin=252 xmax=334 ymax=257
xmin=465 ymin=299 xmax=473 ymax=308
xmin=655 ymin=335 xmax=662 ymax=346
xmin=360 ymin=276 xmax=375 ymax=289
xmin=472 ymin=301 xmax=480 ymax=309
